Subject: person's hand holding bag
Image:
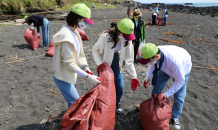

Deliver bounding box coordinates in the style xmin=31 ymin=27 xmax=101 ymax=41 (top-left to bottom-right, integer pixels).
xmin=86 ymin=74 xmax=101 ymax=87
xmin=84 ymin=67 xmax=93 ymax=75
xmin=131 ymin=79 xmax=141 ymax=91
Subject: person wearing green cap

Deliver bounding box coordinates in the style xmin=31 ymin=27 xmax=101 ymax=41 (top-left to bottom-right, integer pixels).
xmin=22 ymin=15 xmax=49 ymax=47
xmin=52 ymin=4 xmax=100 ymax=108
xmin=139 ymin=43 xmax=192 ymax=129
xmin=92 ymin=18 xmax=140 ymax=114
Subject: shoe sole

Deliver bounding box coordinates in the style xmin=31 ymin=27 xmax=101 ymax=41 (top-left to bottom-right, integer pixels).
xmin=116 ymin=110 xmax=122 ymax=114
xmin=173 ymin=125 xmax=181 ymax=129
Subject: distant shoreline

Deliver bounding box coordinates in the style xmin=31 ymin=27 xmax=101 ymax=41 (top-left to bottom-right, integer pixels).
xmin=141 ymin=3 xmax=218 ymax=7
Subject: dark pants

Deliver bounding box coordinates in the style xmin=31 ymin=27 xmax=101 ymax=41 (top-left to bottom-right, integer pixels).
xmin=152 ymin=15 xmax=157 ymax=25
xmin=110 ymin=52 xmax=125 ymax=104
xmin=164 ymin=17 xmax=167 ymax=26
xmin=133 ymin=40 xmax=140 ymax=61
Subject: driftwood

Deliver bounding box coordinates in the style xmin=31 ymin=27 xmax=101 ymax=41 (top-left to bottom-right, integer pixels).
xmin=5 ymin=54 xmax=44 ymax=64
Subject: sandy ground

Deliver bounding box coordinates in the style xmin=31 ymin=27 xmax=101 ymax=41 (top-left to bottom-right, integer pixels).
xmin=0 ymin=5 xmax=218 ymax=130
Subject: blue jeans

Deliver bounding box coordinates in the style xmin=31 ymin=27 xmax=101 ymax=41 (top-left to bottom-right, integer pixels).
xmin=111 ymin=52 xmax=125 ymax=104
xmin=53 ymin=74 xmax=79 ymax=108
xmin=152 ymin=70 xmax=190 ymax=118
xmin=164 ymin=17 xmax=167 ymax=26
xmin=42 ymin=18 xmax=49 ymax=46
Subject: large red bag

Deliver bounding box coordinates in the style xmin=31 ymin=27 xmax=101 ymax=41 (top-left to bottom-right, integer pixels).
xmin=46 ymin=40 xmax=55 ymax=57
xmin=46 ymin=47 xmax=55 ymax=57
xmin=61 ymin=62 xmax=116 ymax=130
xmin=140 ymin=93 xmax=172 ymax=130
xmin=49 ymin=40 xmax=53 ymax=48
xmin=128 ymin=11 xmax=131 ymax=17
xmin=156 ymin=16 xmax=164 ymax=26
xmin=77 ymin=29 xmax=89 ymax=40
xmin=24 ymin=29 xmax=40 ymax=50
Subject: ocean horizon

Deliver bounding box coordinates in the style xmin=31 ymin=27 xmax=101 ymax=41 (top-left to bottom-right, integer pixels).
xmin=142 ymin=3 xmax=218 ymax=7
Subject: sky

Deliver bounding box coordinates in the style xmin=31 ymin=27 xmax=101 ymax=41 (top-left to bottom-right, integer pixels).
xmin=135 ymin=0 xmax=218 ymax=3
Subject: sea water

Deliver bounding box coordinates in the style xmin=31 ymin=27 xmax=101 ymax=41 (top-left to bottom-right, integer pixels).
xmin=165 ymin=3 xmax=218 ymax=7
xmin=143 ymin=3 xmax=218 ymax=7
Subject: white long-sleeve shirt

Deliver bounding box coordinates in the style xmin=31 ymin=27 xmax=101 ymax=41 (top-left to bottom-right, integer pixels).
xmin=146 ymin=45 xmax=192 ymax=97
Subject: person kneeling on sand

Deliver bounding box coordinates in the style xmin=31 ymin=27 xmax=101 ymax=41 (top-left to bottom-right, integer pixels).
xmin=52 ymin=4 xmax=100 ymax=108
xmin=139 ymin=43 xmax=192 ymax=130
xmin=92 ymin=18 xmax=140 ymax=114
xmin=22 ymin=15 xmax=49 ymax=47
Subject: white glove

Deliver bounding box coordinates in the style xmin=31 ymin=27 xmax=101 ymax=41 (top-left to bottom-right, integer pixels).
xmin=144 ymin=76 xmax=150 ymax=82
xmin=84 ymin=66 xmax=90 ymax=71
xmin=86 ymin=74 xmax=100 ymax=87
xmin=83 ymin=66 xmax=93 ymax=75
xmin=30 ymin=27 xmax=34 ymax=30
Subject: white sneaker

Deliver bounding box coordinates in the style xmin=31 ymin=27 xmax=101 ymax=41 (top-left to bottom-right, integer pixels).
xmin=173 ymin=118 xmax=181 ymax=129
xmin=116 ymin=104 xmax=122 ymax=114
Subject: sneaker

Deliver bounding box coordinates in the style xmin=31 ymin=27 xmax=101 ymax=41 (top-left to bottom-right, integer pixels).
xmin=39 ymin=44 xmax=48 ymax=48
xmin=116 ymin=104 xmax=122 ymax=114
xmin=172 ymin=118 xmax=181 ymax=129
xmin=39 ymin=44 xmax=44 ymax=48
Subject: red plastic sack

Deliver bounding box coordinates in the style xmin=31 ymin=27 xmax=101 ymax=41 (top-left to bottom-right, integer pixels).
xmin=77 ymin=29 xmax=89 ymax=40
xmin=24 ymin=29 xmax=40 ymax=50
xmin=156 ymin=16 xmax=164 ymax=26
xmin=46 ymin=47 xmax=55 ymax=57
xmin=49 ymin=40 xmax=53 ymax=48
xmin=140 ymin=93 xmax=172 ymax=130
xmin=128 ymin=11 xmax=131 ymax=16
xmin=61 ymin=62 xmax=116 ymax=130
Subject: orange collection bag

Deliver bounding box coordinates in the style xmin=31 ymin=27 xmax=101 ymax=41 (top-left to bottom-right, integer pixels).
xmin=140 ymin=93 xmax=172 ymax=130
xmin=61 ymin=62 xmax=116 ymax=130
xmin=77 ymin=29 xmax=89 ymax=40
xmin=24 ymin=29 xmax=40 ymax=50
xmin=46 ymin=40 xmax=55 ymax=57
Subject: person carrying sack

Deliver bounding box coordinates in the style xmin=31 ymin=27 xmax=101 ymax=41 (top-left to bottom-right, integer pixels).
xmin=131 ymin=9 xmax=146 ymax=63
xmin=23 ymin=15 xmax=49 ymax=47
xmin=139 ymin=43 xmax=192 ymax=130
xmin=162 ymin=7 xmax=168 ymax=26
xmin=92 ymin=18 xmax=140 ymax=114
xmin=52 ymin=4 xmax=101 ymax=108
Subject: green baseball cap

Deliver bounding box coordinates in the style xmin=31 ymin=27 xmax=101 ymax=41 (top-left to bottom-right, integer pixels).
xmin=117 ymin=18 xmax=135 ymax=40
xmin=139 ymin=43 xmax=158 ymax=65
xmin=24 ymin=16 xmax=28 ymax=20
xmin=71 ymin=4 xmax=94 ymax=25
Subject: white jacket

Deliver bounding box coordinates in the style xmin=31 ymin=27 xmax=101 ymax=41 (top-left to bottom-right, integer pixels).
xmin=52 ymin=26 xmax=88 ymax=85
xmin=92 ymin=32 xmax=137 ymax=79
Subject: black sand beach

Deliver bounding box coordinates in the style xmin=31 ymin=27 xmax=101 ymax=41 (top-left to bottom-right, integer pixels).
xmin=0 ymin=5 xmax=218 ymax=130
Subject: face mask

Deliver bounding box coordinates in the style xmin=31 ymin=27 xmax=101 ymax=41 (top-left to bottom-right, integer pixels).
xmin=147 ymin=58 xmax=157 ymax=66
xmin=118 ymin=36 xmax=127 ymax=41
xmin=78 ymin=21 xmax=88 ymax=30
xmin=134 ymin=17 xmax=138 ymax=20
